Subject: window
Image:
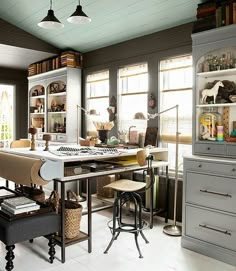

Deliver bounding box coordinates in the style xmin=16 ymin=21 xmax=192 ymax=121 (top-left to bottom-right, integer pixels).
xmin=0 ymin=84 xmax=15 ymax=148
xmin=159 ymin=55 xmax=192 ymax=174
xmin=85 ymin=70 xmax=109 ymax=133
xmin=118 ymin=63 xmax=148 ymax=138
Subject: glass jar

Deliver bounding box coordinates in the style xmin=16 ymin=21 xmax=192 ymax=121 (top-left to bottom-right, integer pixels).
xmin=199 ymin=107 xmax=223 ymax=141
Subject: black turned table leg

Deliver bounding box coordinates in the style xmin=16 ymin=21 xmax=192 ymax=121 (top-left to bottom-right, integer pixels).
xmin=5 ymin=245 xmax=15 ymax=271
xmin=48 ymin=234 xmax=56 ymax=263
xmin=60 ymin=182 xmax=66 ymax=263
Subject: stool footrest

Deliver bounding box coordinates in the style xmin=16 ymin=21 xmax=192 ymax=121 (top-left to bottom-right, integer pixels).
xmin=107 ymin=219 xmax=148 ymax=233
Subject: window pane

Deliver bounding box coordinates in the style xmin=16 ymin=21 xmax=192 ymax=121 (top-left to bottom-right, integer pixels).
xmin=0 ymin=85 xmax=15 ymax=148
xmin=120 ymin=74 xmax=148 ymax=94
xmin=118 ymin=63 xmax=148 ymax=135
xmin=160 ymin=55 xmax=192 ymax=91
xmin=85 ymin=70 xmax=109 ymax=133
xmin=87 ymin=80 xmax=109 ymax=97
xmin=160 ymin=55 xmax=192 ymax=173
xmin=86 ymin=97 xmax=109 ymax=131
xmin=160 ymin=90 xmax=192 ymax=137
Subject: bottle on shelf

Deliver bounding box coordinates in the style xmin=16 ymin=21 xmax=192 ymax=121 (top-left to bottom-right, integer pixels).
xmin=202 ymin=55 xmax=211 ymax=72
xmin=199 ymin=107 xmax=223 ymax=141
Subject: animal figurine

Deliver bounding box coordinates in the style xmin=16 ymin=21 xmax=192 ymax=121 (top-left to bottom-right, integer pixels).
xmin=201 ymin=81 xmax=224 ymax=104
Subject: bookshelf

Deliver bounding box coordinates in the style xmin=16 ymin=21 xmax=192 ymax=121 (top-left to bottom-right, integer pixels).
xmin=28 ymin=67 xmax=82 ymax=143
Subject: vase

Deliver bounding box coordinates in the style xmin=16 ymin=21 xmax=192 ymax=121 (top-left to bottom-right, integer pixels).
xmin=98 ymin=130 xmax=109 ymax=143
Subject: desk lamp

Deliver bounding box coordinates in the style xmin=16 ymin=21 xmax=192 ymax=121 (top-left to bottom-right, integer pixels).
xmin=148 ymin=104 xmax=181 ymax=236
xmin=77 ymin=105 xmax=99 ymax=144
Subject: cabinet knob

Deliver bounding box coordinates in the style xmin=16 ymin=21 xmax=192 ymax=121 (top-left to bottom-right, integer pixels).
xmin=232 ymin=168 xmax=236 ymax=172
xmin=198 ymin=164 xmax=202 ymax=168
xmin=207 ymin=147 xmax=211 ymax=150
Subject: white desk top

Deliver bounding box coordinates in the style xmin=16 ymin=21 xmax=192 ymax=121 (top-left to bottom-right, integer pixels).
xmin=1 ymin=145 xmax=168 ymax=181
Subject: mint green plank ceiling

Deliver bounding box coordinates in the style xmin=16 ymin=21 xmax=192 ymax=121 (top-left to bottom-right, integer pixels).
xmin=0 ymin=0 xmax=203 ymax=53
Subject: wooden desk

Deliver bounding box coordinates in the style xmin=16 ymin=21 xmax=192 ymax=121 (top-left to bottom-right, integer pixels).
xmin=1 ymin=146 xmax=168 ymax=263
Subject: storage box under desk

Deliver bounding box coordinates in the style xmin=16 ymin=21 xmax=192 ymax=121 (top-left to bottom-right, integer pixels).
xmin=97 ymin=175 xmax=116 ymax=198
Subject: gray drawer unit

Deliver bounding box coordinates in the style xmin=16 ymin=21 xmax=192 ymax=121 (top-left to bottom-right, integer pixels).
xmin=184 ymin=159 xmax=236 ymax=177
xmin=185 ymin=205 xmax=236 ymax=252
xmin=186 ymin=172 xmax=236 ymax=213
xmin=182 ymin=155 xmax=236 ymax=266
xmin=194 ymin=142 xmax=225 ymax=156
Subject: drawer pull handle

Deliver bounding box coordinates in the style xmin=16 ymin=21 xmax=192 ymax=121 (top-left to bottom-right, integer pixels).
xmin=199 ymin=224 xmax=231 ymax=236
xmin=200 ymin=189 xmax=232 ymax=198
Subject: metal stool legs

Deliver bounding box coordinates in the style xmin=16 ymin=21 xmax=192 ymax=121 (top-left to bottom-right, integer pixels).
xmin=104 ymin=191 xmax=148 ymax=258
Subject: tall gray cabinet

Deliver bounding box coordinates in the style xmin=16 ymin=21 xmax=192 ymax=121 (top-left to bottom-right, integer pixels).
xmin=181 ymin=25 xmax=236 ymax=266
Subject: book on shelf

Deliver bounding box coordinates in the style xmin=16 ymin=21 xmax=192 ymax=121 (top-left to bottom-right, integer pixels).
xmin=1 ymin=202 xmax=40 ymax=215
xmin=192 ymin=15 xmax=216 ymax=33
xmin=3 ymin=196 xmax=37 ymax=209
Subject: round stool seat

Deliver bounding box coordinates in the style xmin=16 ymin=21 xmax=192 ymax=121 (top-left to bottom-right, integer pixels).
xmin=105 ymin=179 xmax=146 ymax=192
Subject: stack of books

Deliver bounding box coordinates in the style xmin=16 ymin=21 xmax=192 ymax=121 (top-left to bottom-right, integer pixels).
xmin=1 ymin=196 xmax=40 ymax=215
xmin=60 ymin=51 xmax=83 ymax=68
xmin=193 ymin=0 xmax=236 ymax=34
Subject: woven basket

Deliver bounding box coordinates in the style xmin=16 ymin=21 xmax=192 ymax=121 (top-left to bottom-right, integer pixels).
xmin=16 ymin=186 xmax=45 ymax=203
xmin=64 ymin=190 xmax=83 ymax=239
xmin=97 ymin=175 xmax=115 ymax=198
xmin=45 ymin=190 xmax=83 ymax=239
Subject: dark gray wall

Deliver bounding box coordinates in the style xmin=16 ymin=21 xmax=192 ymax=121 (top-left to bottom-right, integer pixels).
xmin=0 ymin=19 xmax=60 ymax=53
xmin=84 ymin=22 xmax=193 ymax=69
xmin=0 ymin=19 xmax=60 ymax=139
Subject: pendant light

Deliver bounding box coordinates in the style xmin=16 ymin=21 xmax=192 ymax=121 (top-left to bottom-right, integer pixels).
xmin=38 ymin=0 xmax=64 ymax=29
xmin=67 ymin=0 xmax=91 ymax=24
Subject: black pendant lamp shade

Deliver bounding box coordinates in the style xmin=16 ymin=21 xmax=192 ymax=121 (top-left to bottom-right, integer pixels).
xmin=38 ymin=0 xmax=64 ymax=29
xmin=67 ymin=0 xmax=91 ymax=24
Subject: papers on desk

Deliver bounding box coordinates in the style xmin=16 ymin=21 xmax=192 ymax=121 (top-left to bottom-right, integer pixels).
xmin=102 ymin=156 xmax=139 ymax=166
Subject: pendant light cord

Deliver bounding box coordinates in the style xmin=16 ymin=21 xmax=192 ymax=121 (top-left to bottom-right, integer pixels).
xmin=50 ymin=0 xmax=52 ymax=10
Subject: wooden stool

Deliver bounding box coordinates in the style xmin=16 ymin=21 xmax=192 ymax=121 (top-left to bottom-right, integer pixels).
xmin=104 ymin=153 xmax=154 ymax=258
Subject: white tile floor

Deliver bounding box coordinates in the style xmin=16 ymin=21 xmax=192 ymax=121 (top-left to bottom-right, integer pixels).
xmin=0 ymin=209 xmax=235 ymax=271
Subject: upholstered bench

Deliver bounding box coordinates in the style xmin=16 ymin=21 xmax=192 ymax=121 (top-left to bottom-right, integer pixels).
xmin=0 ymin=211 xmax=59 ymax=271
xmin=0 ymin=151 xmax=61 ymax=271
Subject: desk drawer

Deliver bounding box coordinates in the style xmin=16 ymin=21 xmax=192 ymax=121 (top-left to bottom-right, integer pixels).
xmin=56 ymin=134 xmax=66 ymax=142
xmin=186 ymin=172 xmax=236 ymax=213
xmin=184 ymin=159 xmax=236 ymax=177
xmin=185 ymin=205 xmax=236 ymax=251
xmin=194 ymin=142 xmax=225 ymax=156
